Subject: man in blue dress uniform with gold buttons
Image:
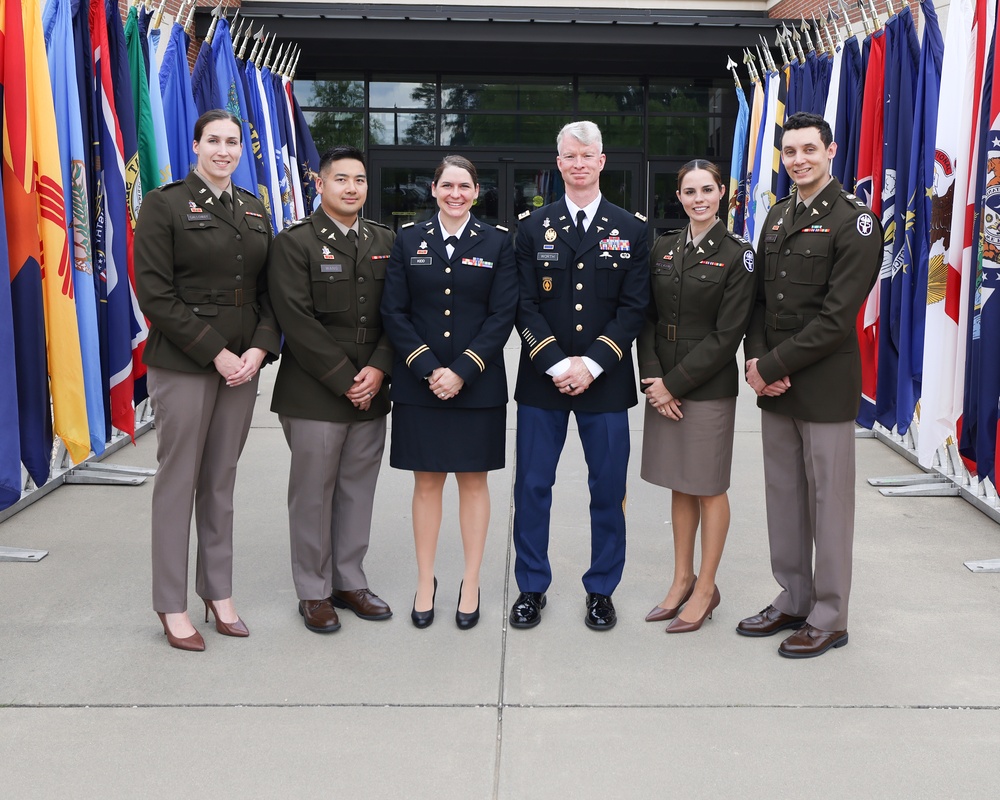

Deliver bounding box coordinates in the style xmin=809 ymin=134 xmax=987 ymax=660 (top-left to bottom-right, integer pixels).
xmin=510 ymin=121 xmax=649 ymax=630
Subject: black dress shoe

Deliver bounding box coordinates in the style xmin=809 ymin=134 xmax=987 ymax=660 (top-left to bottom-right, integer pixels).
xmin=411 ymin=577 xmax=437 ymax=629
xmin=585 ymin=593 xmax=617 ymax=630
xmin=455 ymin=580 xmax=480 ymax=630
xmin=509 ymin=592 xmax=546 ymax=629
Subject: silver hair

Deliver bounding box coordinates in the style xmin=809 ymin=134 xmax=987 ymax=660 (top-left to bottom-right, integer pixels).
xmin=556 ymin=121 xmax=603 ymax=153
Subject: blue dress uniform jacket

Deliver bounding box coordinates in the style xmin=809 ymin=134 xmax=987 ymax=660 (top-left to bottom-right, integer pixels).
xmin=637 ymin=220 xmax=756 ymax=401
xmin=382 ymin=214 xmax=517 ymax=408
xmin=135 ymin=172 xmax=280 ymax=371
xmin=514 ymin=198 xmax=649 ymax=411
xmin=268 ymin=209 xmax=396 ymax=423
xmin=744 ymin=179 xmax=882 ymax=422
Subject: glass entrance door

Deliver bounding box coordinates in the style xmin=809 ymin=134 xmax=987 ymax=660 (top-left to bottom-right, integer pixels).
xmin=369 ymin=150 xmax=643 ymax=234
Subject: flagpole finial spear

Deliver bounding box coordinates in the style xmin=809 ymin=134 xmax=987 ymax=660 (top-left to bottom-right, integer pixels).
xmin=726 ymin=55 xmax=742 ymax=90
xmin=291 ymin=49 xmax=301 ymax=81
xmin=743 ymin=49 xmax=759 ymax=83
xmin=264 ymin=34 xmax=277 ymax=70
xmin=271 ymin=43 xmax=285 ymax=73
xmin=206 ymin=1 xmax=225 ymax=45
xmin=237 ymin=23 xmax=254 ymax=61
xmin=801 ymin=17 xmax=818 ymax=55
xmin=856 ymin=0 xmax=873 ymax=36
xmin=788 ymin=23 xmax=806 ymax=63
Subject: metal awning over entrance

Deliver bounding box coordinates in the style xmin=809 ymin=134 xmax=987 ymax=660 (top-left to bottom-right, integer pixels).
xmin=202 ymin=4 xmax=783 ymax=76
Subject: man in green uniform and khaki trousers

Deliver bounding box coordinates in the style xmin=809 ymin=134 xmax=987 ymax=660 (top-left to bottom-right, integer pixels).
xmin=268 ymin=146 xmax=396 ymax=633
xmin=740 ymin=112 xmax=882 ymax=658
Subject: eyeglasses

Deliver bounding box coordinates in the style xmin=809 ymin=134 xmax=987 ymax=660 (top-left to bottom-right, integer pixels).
xmin=557 ymin=153 xmax=601 ymax=164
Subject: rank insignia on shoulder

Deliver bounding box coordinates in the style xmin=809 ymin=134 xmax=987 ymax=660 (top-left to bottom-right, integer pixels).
xmin=518 ymin=209 xmax=532 ymax=220
xmin=634 ymin=212 xmax=647 ymax=222
xmin=401 ymin=222 xmax=415 ymax=228
xmin=496 ymin=225 xmax=509 ymax=232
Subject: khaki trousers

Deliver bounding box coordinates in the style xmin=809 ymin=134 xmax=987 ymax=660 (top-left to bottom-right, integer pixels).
xmin=280 ymin=415 xmax=386 ymax=600
xmin=148 ymin=366 xmax=259 ymax=613
xmin=761 ymin=410 xmax=855 ymax=630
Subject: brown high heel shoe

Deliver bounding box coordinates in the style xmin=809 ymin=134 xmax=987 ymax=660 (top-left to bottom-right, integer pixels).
xmin=644 ymin=575 xmax=697 ymax=622
xmin=665 ymin=585 xmax=720 ymax=634
xmin=203 ymin=599 xmax=250 ymax=637
xmin=156 ymin=612 xmax=206 ymax=651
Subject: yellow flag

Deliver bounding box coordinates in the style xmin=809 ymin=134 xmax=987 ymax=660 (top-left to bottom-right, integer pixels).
xmin=25 ymin=0 xmax=89 ymax=463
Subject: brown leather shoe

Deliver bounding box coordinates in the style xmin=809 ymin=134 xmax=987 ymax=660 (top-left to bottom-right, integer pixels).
xmin=778 ymin=624 xmax=848 ymax=658
xmin=330 ymin=588 xmax=392 ymax=621
xmin=736 ymin=605 xmax=808 ymax=637
xmin=299 ymin=599 xmax=341 ymax=633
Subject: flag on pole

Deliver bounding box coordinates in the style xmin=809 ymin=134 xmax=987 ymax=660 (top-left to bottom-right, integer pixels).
xmin=44 ymin=0 xmax=105 ymax=456
xmin=742 ymin=72 xmax=765 ymax=242
xmin=824 ymin=39 xmax=844 ymax=143
xmin=919 ymin=0 xmax=976 ymax=467
xmin=855 ymin=28 xmax=887 ymax=428
xmin=124 ymin=7 xmax=159 ymax=196
xmin=4 ymin=0 xmax=54 ymax=486
xmin=281 ymin=75 xmax=305 ymax=220
xmin=748 ymin=68 xmax=776 ymax=247
xmin=191 ymin=38 xmax=218 ymax=116
xmin=22 ymin=0 xmax=89 ymax=464
xmin=159 ymin=20 xmax=199 ymax=179
xmin=962 ymin=5 xmax=1000 ymax=484
xmin=775 ymin=60 xmax=793 ymax=202
xmin=248 ymin=58 xmax=284 ymax=228
xmin=875 ymin=9 xmax=920 ymax=431
xmin=262 ymin=64 xmax=293 ymax=228
xmin=832 ymin=36 xmax=863 ymax=188
xmin=894 ymin=0 xmax=944 ymax=436
xmin=0 ymin=143 xmax=21 ymax=509
xmin=210 ymin=18 xmax=256 ymax=194
xmin=290 ymin=88 xmax=320 ymax=213
xmin=105 ymin=0 xmax=149 ymax=405
xmin=727 ymin=78 xmax=750 ymax=235
xmin=91 ymin=0 xmax=137 ymax=437
xmin=143 ymin=14 xmax=172 ymax=188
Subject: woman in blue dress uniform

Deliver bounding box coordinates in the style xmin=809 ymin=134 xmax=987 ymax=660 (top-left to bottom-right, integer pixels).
xmin=382 ymin=156 xmax=517 ymax=630
xmin=637 ymin=160 xmax=756 ymax=633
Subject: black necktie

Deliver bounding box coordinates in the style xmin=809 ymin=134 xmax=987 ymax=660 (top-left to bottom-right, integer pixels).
xmin=576 ymin=209 xmax=587 ymax=237
xmin=794 ymin=201 xmax=806 ymax=222
xmin=346 ymin=229 xmax=358 ymax=255
xmin=219 ymin=191 xmax=234 ymax=214
xmin=445 ymin=235 xmax=459 ymax=257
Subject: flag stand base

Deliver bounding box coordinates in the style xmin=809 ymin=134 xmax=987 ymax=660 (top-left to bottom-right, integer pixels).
xmin=964 ymin=559 xmax=1000 ymax=573
xmin=868 ymin=474 xmax=960 ymax=497
xmin=0 ymin=547 xmax=48 ymax=563
xmin=64 ymin=462 xmax=156 ymax=486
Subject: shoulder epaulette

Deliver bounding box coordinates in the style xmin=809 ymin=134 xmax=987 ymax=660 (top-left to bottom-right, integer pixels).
xmin=285 ymin=217 xmax=310 ymax=230
xmin=726 ymin=230 xmax=751 ymax=246
xmin=495 ymin=224 xmax=509 ymax=233
xmin=518 ymin=209 xmax=532 ymax=220
xmin=234 ymin=185 xmax=257 ymax=197
xmin=634 ymin=211 xmax=647 ymax=222
xmin=401 ymin=221 xmax=415 ymax=229
xmin=159 ymin=179 xmax=185 ymax=190
xmin=840 ymin=191 xmax=869 ymax=209
xmin=362 ymin=217 xmax=391 ymax=230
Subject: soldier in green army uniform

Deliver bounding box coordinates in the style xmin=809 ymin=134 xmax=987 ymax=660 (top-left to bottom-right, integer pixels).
xmin=637 ymin=159 xmax=756 ymax=635
xmin=136 ymin=110 xmax=281 ymax=652
xmin=740 ymin=112 xmax=882 ymax=658
xmin=268 ymin=146 xmax=396 ymax=633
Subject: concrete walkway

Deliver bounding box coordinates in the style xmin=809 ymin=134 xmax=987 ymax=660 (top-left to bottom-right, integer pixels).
xmin=2 ymin=339 xmax=999 ymax=799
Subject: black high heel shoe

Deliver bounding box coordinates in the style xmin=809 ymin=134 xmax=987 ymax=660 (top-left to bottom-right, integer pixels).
xmin=411 ymin=577 xmax=437 ymax=629
xmin=455 ymin=580 xmax=480 ymax=630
